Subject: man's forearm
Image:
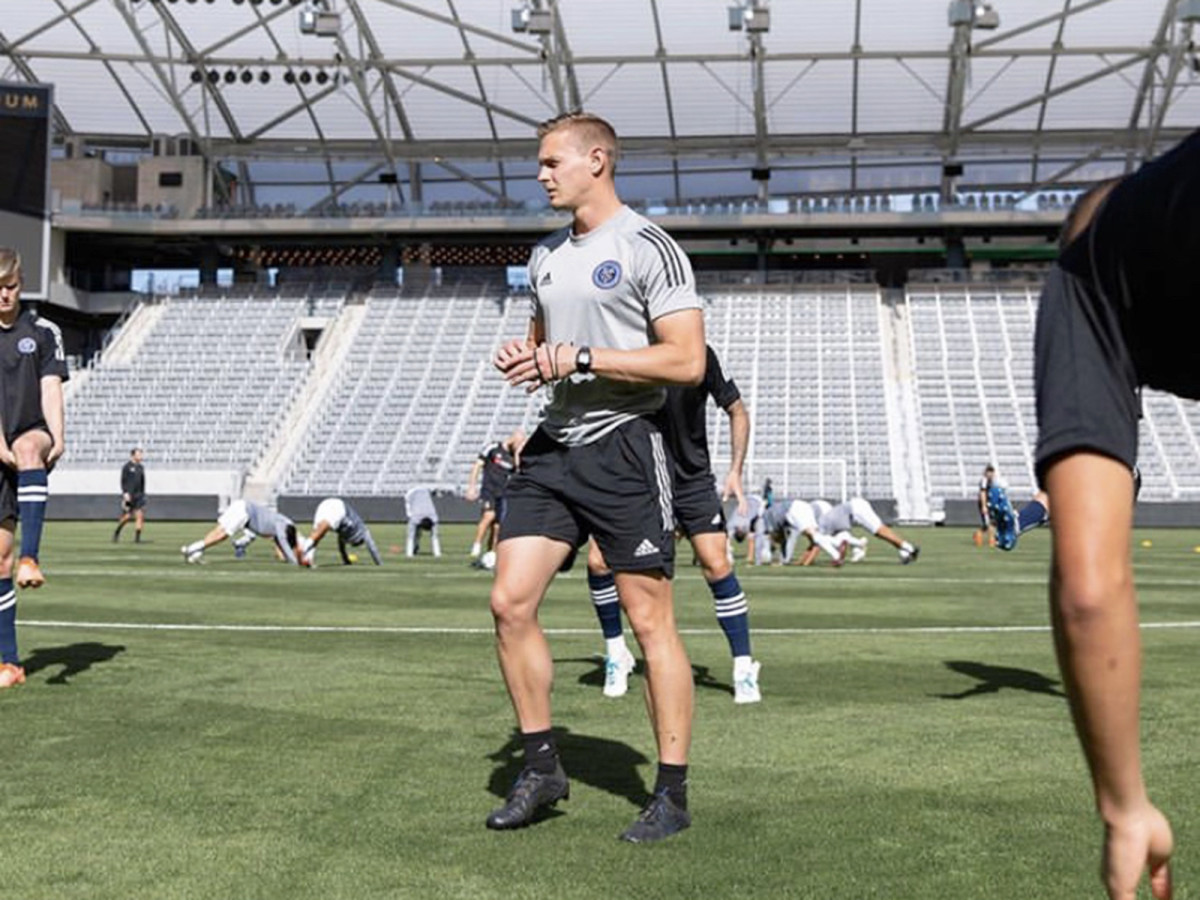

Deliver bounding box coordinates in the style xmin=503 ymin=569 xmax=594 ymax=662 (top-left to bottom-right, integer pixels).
xmin=727 ymin=400 xmax=749 ymax=476
xmin=42 ymin=377 xmax=65 ymax=449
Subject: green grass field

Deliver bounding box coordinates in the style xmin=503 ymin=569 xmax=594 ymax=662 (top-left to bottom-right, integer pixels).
xmin=3 ymin=521 xmax=1199 ymax=899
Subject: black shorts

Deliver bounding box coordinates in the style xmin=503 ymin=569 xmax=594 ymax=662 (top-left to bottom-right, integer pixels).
xmin=1034 ymin=265 xmax=1142 ymax=487
xmin=122 ymin=493 xmax=147 ymax=513
xmin=0 ymin=468 xmax=15 ymax=523
xmin=500 ymin=417 xmax=676 ymax=577
xmin=479 ymin=494 xmax=508 ymax=521
xmin=673 ymin=472 xmax=725 ymax=538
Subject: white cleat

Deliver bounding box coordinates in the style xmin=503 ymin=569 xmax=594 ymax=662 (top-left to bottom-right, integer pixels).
xmin=734 ymin=660 xmax=762 ymax=704
xmin=850 ymin=546 xmax=867 ymax=563
xmin=602 ymin=648 xmax=637 ymax=698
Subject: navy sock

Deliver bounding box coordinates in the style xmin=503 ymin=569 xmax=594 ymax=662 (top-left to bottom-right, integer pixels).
xmin=0 ymin=578 xmax=17 ymax=664
xmin=587 ymin=570 xmax=623 ymax=640
xmin=521 ymin=729 xmax=558 ymax=774
xmin=18 ymin=469 xmax=48 ymax=561
xmin=1017 ymin=500 xmax=1049 ymax=535
xmin=709 ymin=572 xmax=751 ymax=659
xmin=654 ymin=762 xmax=688 ymax=809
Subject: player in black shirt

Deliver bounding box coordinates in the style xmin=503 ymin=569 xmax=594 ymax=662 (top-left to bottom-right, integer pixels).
xmin=587 ymin=344 xmax=760 ymax=703
xmin=1032 ymin=132 xmax=1200 ymax=898
xmin=113 ymin=447 xmax=147 ymax=543
xmin=465 ymin=429 xmax=523 ymax=564
xmin=0 ymin=248 xmax=68 ymax=689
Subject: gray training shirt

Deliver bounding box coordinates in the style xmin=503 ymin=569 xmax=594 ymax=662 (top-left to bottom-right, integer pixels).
xmin=527 ymin=205 xmax=703 ymax=446
xmin=245 ymin=502 xmax=299 ymax=565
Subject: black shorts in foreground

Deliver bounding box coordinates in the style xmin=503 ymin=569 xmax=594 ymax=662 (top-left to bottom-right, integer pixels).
xmin=0 ymin=468 xmax=15 ymax=522
xmin=673 ymin=473 xmax=725 ymax=538
xmin=122 ymin=493 xmax=147 ymax=512
xmin=499 ymin=417 xmax=676 ymax=577
xmin=1034 ymin=265 xmax=1141 ymax=487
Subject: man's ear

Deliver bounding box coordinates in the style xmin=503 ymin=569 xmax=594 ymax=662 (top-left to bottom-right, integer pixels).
xmin=589 ymin=147 xmax=605 ymax=176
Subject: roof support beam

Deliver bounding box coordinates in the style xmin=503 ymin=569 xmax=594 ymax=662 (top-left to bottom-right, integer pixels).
xmin=174 ymin=125 xmax=1187 ymax=164
xmin=337 ymin=0 xmax=410 ymax=203
xmin=0 ymin=31 xmax=73 ymax=136
xmin=1030 ymin=0 xmax=1074 ymax=185
xmin=446 ymin=0 xmax=509 ymax=201
xmin=1126 ymin=2 xmax=1183 ymax=168
xmin=6 ymin=0 xmax=103 ymax=52
xmin=941 ymin=13 xmax=972 ymax=199
xmin=302 ymin=162 xmax=387 ymax=215
xmin=973 ymin=0 xmax=1117 ymax=50
xmin=247 ymin=5 xmax=341 ymax=211
xmin=647 ymin=0 xmax=681 ymax=202
xmin=11 ymin=44 xmax=1167 ymax=69
xmin=749 ymin=28 xmax=770 ymax=200
xmin=107 ymin=2 xmax=220 ymax=196
xmin=148 ymin=2 xmax=254 ymax=202
xmin=1143 ymin=18 xmax=1193 ymax=156
xmin=963 ymin=51 xmax=1150 ymax=132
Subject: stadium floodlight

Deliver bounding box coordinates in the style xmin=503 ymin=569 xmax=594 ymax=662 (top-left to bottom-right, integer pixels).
xmin=728 ymin=1 xmax=770 ymax=33
xmin=948 ymin=1 xmax=999 ymax=29
xmin=511 ymin=4 xmax=553 ymax=34
xmin=300 ymin=9 xmax=341 ymax=37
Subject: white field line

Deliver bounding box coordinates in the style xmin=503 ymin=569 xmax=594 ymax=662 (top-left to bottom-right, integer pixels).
xmin=20 ymin=619 xmax=1200 ymax=637
xmin=35 ymin=567 xmax=1200 ymax=588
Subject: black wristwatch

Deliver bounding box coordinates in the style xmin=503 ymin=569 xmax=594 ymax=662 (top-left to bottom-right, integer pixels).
xmin=575 ymin=345 xmax=592 ymax=375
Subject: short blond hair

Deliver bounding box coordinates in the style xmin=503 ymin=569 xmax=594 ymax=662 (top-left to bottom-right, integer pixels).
xmin=537 ymin=112 xmax=619 ymax=174
xmin=0 ymin=247 xmax=21 ymax=283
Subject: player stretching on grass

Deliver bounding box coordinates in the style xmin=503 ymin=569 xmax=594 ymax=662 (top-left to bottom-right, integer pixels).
xmin=487 ymin=111 xmax=704 ymax=843
xmin=1032 ymin=131 xmax=1200 ymax=898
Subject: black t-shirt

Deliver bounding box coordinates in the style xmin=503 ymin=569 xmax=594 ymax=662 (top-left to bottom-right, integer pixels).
xmin=1060 ymin=128 xmax=1200 ymax=398
xmin=479 ymin=442 xmax=515 ymax=499
xmin=0 ymin=307 xmax=69 ymax=443
xmin=121 ymin=461 xmax=145 ymax=496
xmin=662 ymin=344 xmax=741 ymax=481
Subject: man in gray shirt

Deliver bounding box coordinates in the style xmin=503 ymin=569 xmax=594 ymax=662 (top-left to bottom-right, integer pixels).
xmin=487 ymin=112 xmax=705 ymax=843
xmin=403 ymin=486 xmax=441 ymax=558
xmin=180 ymin=499 xmax=303 ymax=565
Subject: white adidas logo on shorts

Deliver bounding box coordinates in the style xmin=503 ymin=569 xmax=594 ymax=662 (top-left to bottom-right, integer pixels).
xmin=634 ymin=539 xmax=660 ymax=558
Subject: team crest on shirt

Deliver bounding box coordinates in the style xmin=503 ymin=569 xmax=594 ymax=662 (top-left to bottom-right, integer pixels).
xmin=592 ymin=260 xmax=622 ymax=289
xmin=17 ymin=337 xmax=36 ymax=354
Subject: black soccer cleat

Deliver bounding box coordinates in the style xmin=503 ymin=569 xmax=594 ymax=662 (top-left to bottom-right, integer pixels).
xmin=619 ymin=788 xmax=691 ymax=844
xmin=485 ymin=762 xmax=569 ymax=830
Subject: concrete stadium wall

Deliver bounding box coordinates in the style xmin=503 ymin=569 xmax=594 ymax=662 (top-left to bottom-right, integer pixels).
xmin=48 ymin=493 xmax=482 ymax=523
xmin=942 ymin=499 xmax=1200 ymax=528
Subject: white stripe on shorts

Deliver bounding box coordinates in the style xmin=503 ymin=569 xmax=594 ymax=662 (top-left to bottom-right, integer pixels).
xmin=649 ymin=431 xmax=673 ymax=534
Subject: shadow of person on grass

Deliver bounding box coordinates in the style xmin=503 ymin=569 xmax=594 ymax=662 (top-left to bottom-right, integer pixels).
xmin=935 ymin=659 xmax=1066 ymax=700
xmin=487 ymin=727 xmax=652 ymax=815
xmin=22 ymin=642 xmax=126 ymax=685
xmin=563 ymin=655 xmax=732 ymax=697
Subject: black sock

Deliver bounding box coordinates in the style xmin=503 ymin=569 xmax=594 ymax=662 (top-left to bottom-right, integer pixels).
xmin=521 ymin=729 xmax=558 ymax=774
xmin=654 ymin=762 xmax=688 ymax=809
xmin=135 ymin=530 xmax=142 ymax=543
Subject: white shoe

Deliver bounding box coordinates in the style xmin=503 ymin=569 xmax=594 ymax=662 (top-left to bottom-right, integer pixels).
xmin=734 ymin=660 xmax=762 ymax=704
xmin=603 ymin=648 xmax=636 ymax=698
xmin=850 ymin=546 xmax=867 ymax=563
xmin=181 ymin=545 xmax=202 ymax=564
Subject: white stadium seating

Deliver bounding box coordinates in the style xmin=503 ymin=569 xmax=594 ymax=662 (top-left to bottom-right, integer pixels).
xmin=59 ymin=278 xmax=1200 ymax=509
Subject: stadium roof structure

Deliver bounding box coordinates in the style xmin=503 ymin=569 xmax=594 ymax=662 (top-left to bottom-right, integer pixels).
xmin=2 ymin=0 xmax=1198 ymax=209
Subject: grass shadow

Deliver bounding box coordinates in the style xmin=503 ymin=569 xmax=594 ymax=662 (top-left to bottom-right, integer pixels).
xmin=562 ymin=655 xmax=733 ymax=697
xmin=935 ymin=659 xmax=1066 ymax=700
xmin=487 ymin=727 xmax=652 ymax=811
xmin=22 ymin=642 xmax=126 ymax=686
